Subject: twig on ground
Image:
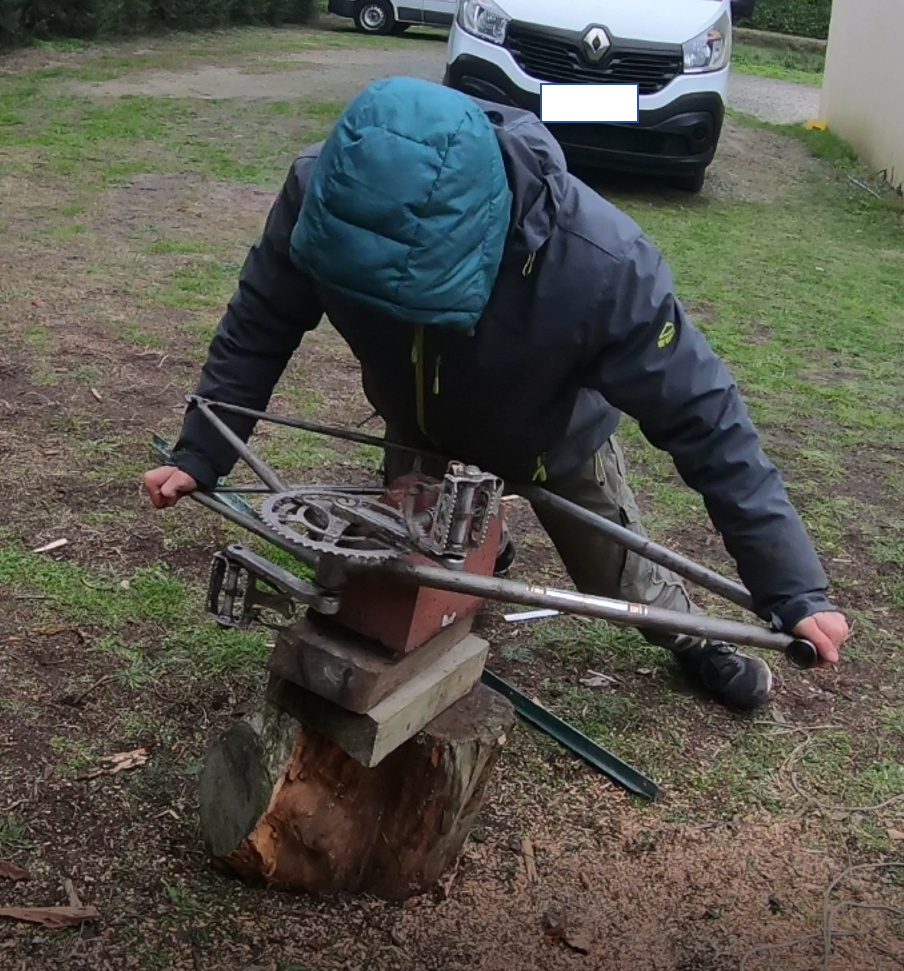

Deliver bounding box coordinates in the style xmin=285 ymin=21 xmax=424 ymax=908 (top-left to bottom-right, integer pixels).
xmin=739 ymin=931 xmax=860 ymax=971
xmin=60 ymin=675 xmax=115 ymax=708
xmin=847 ymin=175 xmax=883 ymax=199
xmin=780 ymin=732 xmax=904 ymax=814
xmin=521 ymin=837 xmax=538 ymax=884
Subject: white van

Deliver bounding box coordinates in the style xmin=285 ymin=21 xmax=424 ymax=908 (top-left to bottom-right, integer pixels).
xmin=444 ymin=0 xmax=749 ymax=191
xmin=327 ymin=0 xmax=457 ymax=34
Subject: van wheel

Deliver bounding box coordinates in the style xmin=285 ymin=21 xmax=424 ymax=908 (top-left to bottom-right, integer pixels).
xmin=671 ymin=167 xmax=706 ymax=194
xmin=355 ymin=0 xmax=394 ymax=33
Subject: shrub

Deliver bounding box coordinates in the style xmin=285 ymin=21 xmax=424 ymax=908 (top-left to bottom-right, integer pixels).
xmin=747 ymin=0 xmax=833 ymax=40
xmin=0 ymin=0 xmax=317 ymax=48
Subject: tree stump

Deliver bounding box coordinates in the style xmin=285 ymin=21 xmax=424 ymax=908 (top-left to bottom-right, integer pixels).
xmin=198 ymin=682 xmax=516 ymax=900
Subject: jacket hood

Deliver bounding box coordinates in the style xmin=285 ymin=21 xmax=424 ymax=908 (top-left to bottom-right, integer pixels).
xmin=290 ymin=76 xmax=513 ymax=330
xmin=475 ymin=98 xmax=569 ymax=258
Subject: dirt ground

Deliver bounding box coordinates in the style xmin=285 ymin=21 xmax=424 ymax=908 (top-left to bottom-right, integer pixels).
xmin=1 ymin=25 xmax=903 ymax=971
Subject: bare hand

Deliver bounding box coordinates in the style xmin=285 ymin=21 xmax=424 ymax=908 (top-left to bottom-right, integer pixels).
xmin=143 ymin=466 xmax=198 ymax=509
xmin=793 ymin=611 xmax=849 ymax=665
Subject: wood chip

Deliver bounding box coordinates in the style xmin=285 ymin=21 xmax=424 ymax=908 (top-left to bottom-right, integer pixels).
xmin=543 ymin=909 xmax=592 ymax=955
xmin=89 ymin=387 xmax=103 ymax=401
xmin=887 ymin=828 xmax=904 ymax=842
xmin=579 ymin=870 xmax=593 ymax=891
xmin=63 ymin=879 xmax=83 ymax=908
xmin=521 ymin=837 xmax=538 ymax=884
xmin=0 ymin=859 xmax=30 ymax=882
xmin=0 ymin=906 xmax=100 ymax=929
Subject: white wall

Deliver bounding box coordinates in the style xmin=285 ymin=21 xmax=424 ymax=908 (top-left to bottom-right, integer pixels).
xmin=820 ymin=0 xmax=904 ymax=188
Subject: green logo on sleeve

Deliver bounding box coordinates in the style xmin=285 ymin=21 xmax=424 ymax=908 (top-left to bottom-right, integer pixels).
xmin=657 ymin=321 xmax=676 ymax=349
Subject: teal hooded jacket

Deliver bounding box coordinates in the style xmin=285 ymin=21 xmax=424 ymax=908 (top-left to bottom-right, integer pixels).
xmin=172 ymin=77 xmax=833 ymax=634
xmin=289 ymin=76 xmax=512 ymax=331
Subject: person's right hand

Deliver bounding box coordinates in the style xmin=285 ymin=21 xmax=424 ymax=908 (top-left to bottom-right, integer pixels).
xmin=143 ymin=466 xmax=198 ymax=509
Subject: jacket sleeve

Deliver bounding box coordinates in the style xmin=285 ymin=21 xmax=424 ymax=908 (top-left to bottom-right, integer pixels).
xmin=586 ymin=234 xmax=836 ymax=632
xmin=168 ymin=154 xmax=324 ymax=489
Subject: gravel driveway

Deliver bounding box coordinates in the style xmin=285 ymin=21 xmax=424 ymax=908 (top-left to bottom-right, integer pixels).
xmin=727 ymin=72 xmax=821 ymax=125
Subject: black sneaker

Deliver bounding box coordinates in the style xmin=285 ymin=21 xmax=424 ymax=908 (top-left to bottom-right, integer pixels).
xmin=674 ymin=640 xmax=773 ymax=711
xmin=494 ymin=531 xmax=516 ymax=576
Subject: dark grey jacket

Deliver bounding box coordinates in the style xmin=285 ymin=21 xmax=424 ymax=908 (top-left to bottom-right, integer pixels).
xmin=171 ymin=101 xmax=833 ymax=632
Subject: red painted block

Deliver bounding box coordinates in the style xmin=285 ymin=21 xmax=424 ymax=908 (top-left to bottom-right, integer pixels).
xmin=332 ymin=473 xmax=503 ymax=654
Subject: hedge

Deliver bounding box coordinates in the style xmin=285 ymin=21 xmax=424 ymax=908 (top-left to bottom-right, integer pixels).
xmin=746 ymin=0 xmax=833 ymax=40
xmin=0 ymin=0 xmax=316 ymax=48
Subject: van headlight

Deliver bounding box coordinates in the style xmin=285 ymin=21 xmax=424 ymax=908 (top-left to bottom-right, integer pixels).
xmin=683 ymin=11 xmax=731 ymax=72
xmin=457 ymin=0 xmax=511 ymax=46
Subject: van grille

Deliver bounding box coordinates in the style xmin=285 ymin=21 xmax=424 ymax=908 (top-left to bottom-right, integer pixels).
xmin=503 ymin=24 xmax=683 ymax=95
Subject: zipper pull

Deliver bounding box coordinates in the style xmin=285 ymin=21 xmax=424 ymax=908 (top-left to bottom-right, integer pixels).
xmin=522 ymin=251 xmax=536 ymax=277
xmin=433 ymin=356 xmax=441 ymax=395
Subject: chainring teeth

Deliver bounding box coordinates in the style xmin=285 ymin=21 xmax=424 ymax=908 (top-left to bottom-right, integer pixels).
xmin=260 ymin=489 xmax=402 ymax=561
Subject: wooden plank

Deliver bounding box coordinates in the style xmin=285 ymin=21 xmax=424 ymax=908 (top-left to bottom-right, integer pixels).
xmin=268 ymin=613 xmax=474 ymax=714
xmin=267 ymin=633 xmax=490 ymax=767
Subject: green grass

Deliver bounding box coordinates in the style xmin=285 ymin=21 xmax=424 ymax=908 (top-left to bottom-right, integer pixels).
xmin=0 ymin=544 xmax=268 ymax=685
xmin=732 ymin=41 xmax=825 ymax=84
xmin=0 ymin=815 xmax=31 ymax=852
xmin=0 ymin=86 xmax=340 ymax=191
xmin=526 ymin=618 xmax=904 ymax=819
xmin=154 ymin=258 xmax=244 ymax=311
xmin=610 ymin=144 xmax=904 ymax=460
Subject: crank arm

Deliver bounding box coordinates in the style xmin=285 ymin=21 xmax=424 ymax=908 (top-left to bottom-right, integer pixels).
xmin=207 ymin=544 xmax=341 ymax=629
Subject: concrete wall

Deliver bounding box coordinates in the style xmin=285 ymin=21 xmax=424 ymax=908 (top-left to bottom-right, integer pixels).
xmin=820 ymin=0 xmax=904 ymax=188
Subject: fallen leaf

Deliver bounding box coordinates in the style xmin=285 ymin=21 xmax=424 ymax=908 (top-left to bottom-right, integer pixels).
xmin=0 ymin=906 xmax=99 ymax=929
xmin=543 ymin=911 xmax=567 ymax=945
xmin=0 ymin=859 xmax=29 ymax=882
xmin=564 ymin=927 xmax=592 ymax=955
xmin=78 ymin=748 xmax=148 ymax=780
xmin=887 ymin=828 xmax=904 ymax=842
xmin=579 ymin=669 xmax=621 ymax=689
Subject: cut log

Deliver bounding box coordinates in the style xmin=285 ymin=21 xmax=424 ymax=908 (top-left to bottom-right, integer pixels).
xmin=198 ymin=682 xmax=515 ymax=900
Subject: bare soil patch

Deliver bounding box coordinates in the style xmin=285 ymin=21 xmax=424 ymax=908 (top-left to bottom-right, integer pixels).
xmin=67 ymin=46 xmax=449 ymax=103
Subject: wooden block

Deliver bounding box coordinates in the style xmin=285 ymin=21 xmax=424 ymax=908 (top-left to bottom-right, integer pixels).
xmin=267 ymin=633 xmax=490 ymax=767
xmin=268 ymin=612 xmax=475 ymax=715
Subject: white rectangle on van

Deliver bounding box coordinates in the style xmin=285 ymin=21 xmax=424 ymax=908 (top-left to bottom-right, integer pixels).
xmin=540 ymin=84 xmax=640 ymax=124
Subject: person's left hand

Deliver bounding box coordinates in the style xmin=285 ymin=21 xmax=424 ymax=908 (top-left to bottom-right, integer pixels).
xmin=793 ymin=611 xmax=849 ymax=665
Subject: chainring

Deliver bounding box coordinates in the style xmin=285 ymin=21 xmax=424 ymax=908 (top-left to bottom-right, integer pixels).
xmin=259 ymin=489 xmax=413 ymax=562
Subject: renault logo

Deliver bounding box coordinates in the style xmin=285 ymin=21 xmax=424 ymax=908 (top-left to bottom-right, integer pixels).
xmin=582 ymin=26 xmax=610 ymax=62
